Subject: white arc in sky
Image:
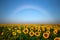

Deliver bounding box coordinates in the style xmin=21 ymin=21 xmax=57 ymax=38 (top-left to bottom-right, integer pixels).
xmin=9 ymin=5 xmax=54 ymax=23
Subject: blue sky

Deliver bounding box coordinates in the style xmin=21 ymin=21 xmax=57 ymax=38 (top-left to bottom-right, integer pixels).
xmin=0 ymin=0 xmax=60 ymax=23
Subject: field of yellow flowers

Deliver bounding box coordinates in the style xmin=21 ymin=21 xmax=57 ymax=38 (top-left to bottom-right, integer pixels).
xmin=0 ymin=24 xmax=60 ymax=40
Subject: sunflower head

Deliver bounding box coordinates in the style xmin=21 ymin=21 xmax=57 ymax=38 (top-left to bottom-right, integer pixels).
xmin=8 ymin=28 xmax=11 ymax=30
xmin=35 ymin=32 xmax=40 ymax=37
xmin=53 ymin=29 xmax=58 ymax=34
xmin=12 ymin=32 xmax=16 ymax=36
xmin=17 ymin=30 xmax=21 ymax=34
xmin=34 ymin=26 xmax=38 ymax=30
xmin=1 ymin=32 xmax=4 ymax=35
xmin=46 ymin=31 xmax=50 ymax=34
xmin=54 ymin=37 xmax=60 ymax=40
xmin=46 ymin=26 xmax=50 ymax=31
xmin=30 ymin=27 xmax=34 ymax=30
xmin=29 ymin=31 xmax=34 ymax=37
xmin=23 ymin=28 xmax=28 ymax=34
xmin=14 ymin=27 xmax=17 ymax=30
xmin=25 ymin=25 xmax=29 ymax=28
xmin=43 ymin=32 xmax=49 ymax=39
xmin=37 ymin=29 xmax=41 ymax=32
xmin=18 ymin=27 xmax=21 ymax=29
xmin=41 ymin=26 xmax=45 ymax=31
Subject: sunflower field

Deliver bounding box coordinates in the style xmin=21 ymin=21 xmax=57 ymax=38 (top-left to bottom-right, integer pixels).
xmin=0 ymin=24 xmax=60 ymax=40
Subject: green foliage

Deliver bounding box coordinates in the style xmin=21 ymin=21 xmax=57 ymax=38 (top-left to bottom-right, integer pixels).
xmin=0 ymin=25 xmax=60 ymax=40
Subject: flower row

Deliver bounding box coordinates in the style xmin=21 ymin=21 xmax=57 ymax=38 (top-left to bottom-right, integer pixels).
xmin=0 ymin=25 xmax=60 ymax=40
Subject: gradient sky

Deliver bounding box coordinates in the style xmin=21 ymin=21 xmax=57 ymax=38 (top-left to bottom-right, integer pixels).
xmin=0 ymin=0 xmax=60 ymax=24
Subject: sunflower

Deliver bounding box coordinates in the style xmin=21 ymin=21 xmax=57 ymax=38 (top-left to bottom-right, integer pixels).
xmin=14 ymin=27 xmax=17 ymax=30
xmin=46 ymin=26 xmax=50 ymax=31
xmin=8 ymin=28 xmax=11 ymax=30
xmin=58 ymin=28 xmax=60 ymax=31
xmin=46 ymin=31 xmax=50 ymax=34
xmin=53 ymin=29 xmax=58 ymax=34
xmin=25 ymin=25 xmax=29 ymax=28
xmin=37 ymin=26 xmax=40 ymax=29
xmin=30 ymin=27 xmax=34 ymax=30
xmin=23 ymin=28 xmax=28 ymax=34
xmin=54 ymin=37 xmax=60 ymax=40
xmin=37 ymin=29 xmax=41 ymax=32
xmin=26 ymin=26 xmax=28 ymax=28
xmin=43 ymin=32 xmax=49 ymax=39
xmin=1 ymin=32 xmax=4 ymax=35
xmin=34 ymin=26 xmax=38 ymax=30
xmin=18 ymin=27 xmax=21 ymax=29
xmin=35 ymin=32 xmax=40 ymax=37
xmin=12 ymin=32 xmax=16 ymax=36
xmin=30 ymin=25 xmax=34 ymax=28
xmin=17 ymin=30 xmax=21 ymax=34
xmin=41 ymin=26 xmax=45 ymax=31
xmin=29 ymin=31 xmax=34 ymax=37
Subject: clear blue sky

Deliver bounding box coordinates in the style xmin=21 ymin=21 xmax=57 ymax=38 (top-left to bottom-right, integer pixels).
xmin=0 ymin=0 xmax=60 ymax=23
